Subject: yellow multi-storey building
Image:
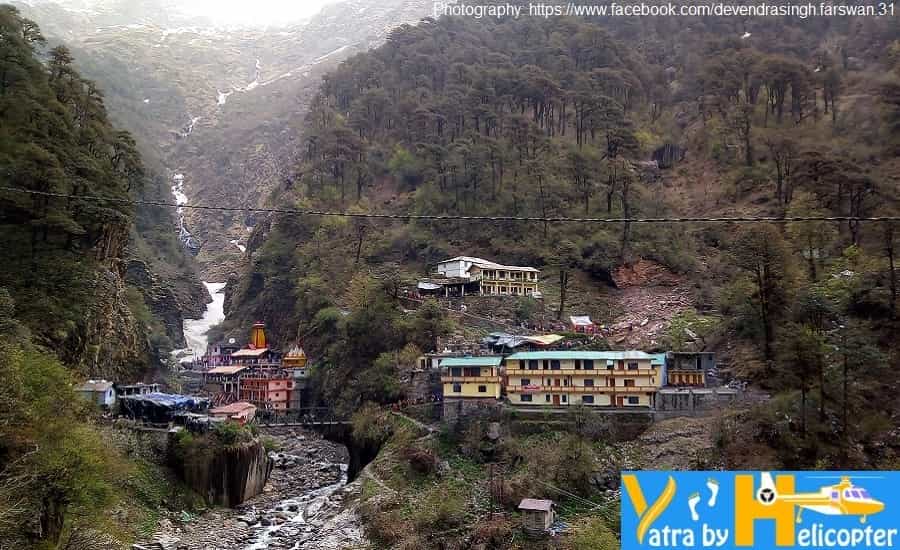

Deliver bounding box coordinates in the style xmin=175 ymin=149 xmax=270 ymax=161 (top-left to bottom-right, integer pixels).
xmin=440 ymin=356 xmax=503 ymax=399
xmin=430 ymin=257 xmax=541 ymax=297
xmin=505 ymin=351 xmax=665 ymax=408
xmin=468 ymin=263 xmax=539 ymax=297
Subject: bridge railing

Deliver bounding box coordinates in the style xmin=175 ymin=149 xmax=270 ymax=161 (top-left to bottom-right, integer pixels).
xmin=255 ymin=407 xmax=343 ymax=426
xmin=253 ymin=399 xmax=445 ymax=427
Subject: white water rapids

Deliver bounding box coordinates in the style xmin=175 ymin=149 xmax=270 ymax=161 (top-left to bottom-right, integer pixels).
xmin=244 ymin=465 xmax=363 ymax=550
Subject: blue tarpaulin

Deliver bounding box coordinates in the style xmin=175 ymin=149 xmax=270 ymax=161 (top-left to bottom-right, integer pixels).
xmin=119 ymin=392 xmax=209 ymax=423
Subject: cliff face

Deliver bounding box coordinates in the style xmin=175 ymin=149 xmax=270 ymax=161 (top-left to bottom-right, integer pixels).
xmin=55 ymin=225 xmax=152 ymax=378
xmin=12 ymin=0 xmax=431 ymax=279
xmin=126 ymin=257 xmax=208 ymax=348
xmin=178 ymin=438 xmax=273 ymax=507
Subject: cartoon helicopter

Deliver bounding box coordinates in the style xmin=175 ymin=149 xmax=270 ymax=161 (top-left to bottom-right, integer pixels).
xmin=756 ymin=472 xmax=885 ymax=524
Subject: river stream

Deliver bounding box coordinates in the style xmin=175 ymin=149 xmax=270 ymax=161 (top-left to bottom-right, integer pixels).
xmin=149 ymin=430 xmax=368 ymax=549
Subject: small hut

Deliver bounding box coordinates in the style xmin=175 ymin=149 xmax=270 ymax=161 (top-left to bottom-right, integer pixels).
xmin=569 ymin=315 xmax=597 ymax=334
xmin=518 ymin=498 xmax=555 ymax=536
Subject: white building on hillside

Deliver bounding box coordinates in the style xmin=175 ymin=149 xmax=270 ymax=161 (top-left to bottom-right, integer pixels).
xmin=420 ymin=256 xmax=541 ymax=298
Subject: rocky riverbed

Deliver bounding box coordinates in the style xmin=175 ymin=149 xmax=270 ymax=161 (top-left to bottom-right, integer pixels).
xmin=145 ymin=429 xmax=368 ymax=550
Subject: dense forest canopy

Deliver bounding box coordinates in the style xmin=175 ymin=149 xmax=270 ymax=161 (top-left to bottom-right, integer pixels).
xmin=224 ymin=1 xmax=900 ymax=470
xmin=0 ymin=1 xmax=899 ymax=547
xmin=0 ymin=3 xmax=201 ymax=373
xmin=0 ymin=4 xmax=147 ymax=367
xmin=0 ymin=8 xmax=191 ymax=548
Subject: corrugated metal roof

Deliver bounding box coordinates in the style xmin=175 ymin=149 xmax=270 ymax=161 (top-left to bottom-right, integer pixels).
xmin=525 ymin=334 xmax=564 ymax=346
xmin=439 ymin=356 xmax=504 ymax=367
xmin=506 ymin=351 xmax=663 ymax=364
xmin=211 ymin=402 xmax=256 ymax=414
xmin=75 ymin=380 xmax=114 ymax=392
xmin=207 ymin=366 xmax=249 ymax=375
xmin=231 ymin=348 xmax=269 ymax=358
xmin=438 ymin=256 xmax=540 ymax=273
xmin=519 ymin=498 xmax=554 ymax=512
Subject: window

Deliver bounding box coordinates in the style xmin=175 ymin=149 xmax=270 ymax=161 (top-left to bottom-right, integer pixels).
xmin=451 ymin=367 xmax=462 ymax=377
xmin=574 ymin=359 xmax=581 ymax=369
xmin=542 ymin=360 xmax=549 ymax=370
xmin=519 ymin=360 xmax=526 ymax=369
xmin=583 ymin=395 xmax=595 ymax=404
xmin=561 ymin=395 xmax=567 ymax=403
xmin=521 ymin=378 xmax=531 ymax=386
xmin=584 ymin=379 xmax=594 ymax=387
xmin=452 ymin=383 xmax=462 ymax=393
xmin=627 ymin=396 xmax=640 ymax=405
xmin=545 ymin=394 xmax=551 ymax=402
xmin=606 ymin=362 xmax=614 ymax=370
xmin=550 ymin=360 xmax=561 ymax=370
xmin=584 ymin=360 xmax=594 ymax=370
xmin=563 ymin=378 xmax=570 ymax=386
xmin=624 ymin=379 xmax=636 ymax=387
xmin=478 ymin=385 xmax=487 ymax=393
xmin=521 ymin=394 xmax=533 ymax=402
xmin=528 ymin=360 xmax=539 ymax=370
xmin=627 ymin=362 xmax=639 ymax=370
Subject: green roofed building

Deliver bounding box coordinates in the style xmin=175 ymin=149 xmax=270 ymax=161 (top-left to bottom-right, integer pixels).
xmin=504 ymin=351 xmax=664 ymax=408
xmin=440 ymin=356 xmax=503 ymax=399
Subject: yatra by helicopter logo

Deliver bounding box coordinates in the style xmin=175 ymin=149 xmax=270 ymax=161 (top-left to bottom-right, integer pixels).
xmin=621 ymin=471 xmax=900 ymax=549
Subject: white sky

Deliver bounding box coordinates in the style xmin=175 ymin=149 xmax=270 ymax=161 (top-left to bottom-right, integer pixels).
xmin=177 ymin=0 xmax=341 ymax=26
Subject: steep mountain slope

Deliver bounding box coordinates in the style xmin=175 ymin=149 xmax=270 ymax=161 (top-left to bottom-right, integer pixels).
xmin=222 ymin=3 xmax=900 ymax=471
xmin=0 ymin=5 xmax=150 ymax=376
xmin=14 ymin=0 xmax=432 ymax=278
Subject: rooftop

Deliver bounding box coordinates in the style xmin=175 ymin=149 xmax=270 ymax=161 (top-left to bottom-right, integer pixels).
xmin=440 ymin=356 xmax=504 ymax=367
xmin=76 ymin=380 xmax=113 ymax=392
xmin=438 ymin=256 xmax=540 ymax=273
xmin=506 ymin=351 xmax=664 ymax=364
xmin=211 ymin=402 xmax=257 ymax=414
xmin=482 ymin=333 xmax=565 ymax=349
xmin=207 ymin=366 xmax=249 ymax=375
xmin=231 ymin=348 xmax=270 ymax=358
xmin=518 ymin=498 xmax=554 ymax=512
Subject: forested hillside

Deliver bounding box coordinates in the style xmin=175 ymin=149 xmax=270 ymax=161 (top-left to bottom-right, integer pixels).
xmin=226 ymin=2 xmax=900 ymax=469
xmin=0 ymin=7 xmax=202 ymax=548
xmin=0 ymin=4 xmax=155 ymax=373
xmin=12 ymin=0 xmax=432 ymax=278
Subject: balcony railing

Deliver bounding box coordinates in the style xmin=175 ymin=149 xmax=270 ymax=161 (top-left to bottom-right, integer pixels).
xmin=506 ymin=385 xmax=659 ymax=393
xmin=506 ymin=368 xmax=658 ymax=376
xmin=441 ymin=376 xmax=502 ymax=383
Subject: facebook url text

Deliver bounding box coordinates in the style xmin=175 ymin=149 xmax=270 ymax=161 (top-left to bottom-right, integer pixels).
xmin=432 ymin=2 xmax=896 ymax=19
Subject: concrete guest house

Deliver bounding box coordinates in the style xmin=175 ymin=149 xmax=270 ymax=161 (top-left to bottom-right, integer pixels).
xmin=419 ymin=256 xmax=541 ymax=298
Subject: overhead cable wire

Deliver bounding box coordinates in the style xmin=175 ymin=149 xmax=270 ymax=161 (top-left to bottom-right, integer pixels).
xmin=2 ymin=186 xmax=899 ymax=224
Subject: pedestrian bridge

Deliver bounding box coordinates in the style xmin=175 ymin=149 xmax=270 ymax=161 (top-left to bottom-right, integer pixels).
xmin=254 ymin=407 xmax=349 ymax=427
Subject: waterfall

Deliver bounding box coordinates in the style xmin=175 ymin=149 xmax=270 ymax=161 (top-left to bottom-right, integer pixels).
xmin=183 ymin=282 xmax=228 ymax=358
